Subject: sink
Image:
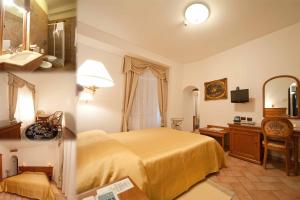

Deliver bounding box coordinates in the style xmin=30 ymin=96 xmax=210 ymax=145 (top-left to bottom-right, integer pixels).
xmin=9 ymin=51 xmax=37 ymax=61
xmin=0 ymin=50 xmax=43 ymax=71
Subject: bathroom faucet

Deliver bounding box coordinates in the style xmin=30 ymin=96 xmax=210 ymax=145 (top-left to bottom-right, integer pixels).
xmin=16 ymin=46 xmax=23 ymax=53
xmin=8 ymin=47 xmax=14 ymax=54
xmin=8 ymin=46 xmax=23 ymax=54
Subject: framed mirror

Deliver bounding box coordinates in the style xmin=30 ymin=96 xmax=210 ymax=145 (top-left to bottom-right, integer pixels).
xmin=263 ymin=75 xmax=300 ymax=119
xmin=0 ymin=0 xmax=29 ymax=55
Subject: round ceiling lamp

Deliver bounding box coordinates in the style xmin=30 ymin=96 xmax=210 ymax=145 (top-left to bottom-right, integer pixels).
xmin=184 ymin=3 xmax=210 ymax=25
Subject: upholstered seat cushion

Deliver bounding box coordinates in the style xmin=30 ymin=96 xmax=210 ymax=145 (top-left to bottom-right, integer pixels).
xmin=262 ymin=140 xmax=284 ymax=149
xmin=262 ymin=140 xmax=293 ymax=149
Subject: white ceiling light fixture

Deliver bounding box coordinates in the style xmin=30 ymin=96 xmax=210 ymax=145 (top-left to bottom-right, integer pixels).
xmin=184 ymin=3 xmax=210 ymax=25
xmin=4 ymin=0 xmax=26 ymax=13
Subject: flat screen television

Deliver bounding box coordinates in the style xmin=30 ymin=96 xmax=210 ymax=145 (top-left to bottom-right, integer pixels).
xmin=231 ymin=89 xmax=249 ymax=103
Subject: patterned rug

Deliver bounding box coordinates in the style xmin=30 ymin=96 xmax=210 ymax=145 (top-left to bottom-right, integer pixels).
xmin=25 ymin=123 xmax=59 ymax=140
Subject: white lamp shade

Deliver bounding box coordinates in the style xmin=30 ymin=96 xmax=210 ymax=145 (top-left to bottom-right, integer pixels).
xmin=185 ymin=3 xmax=209 ymax=25
xmin=77 ymin=60 xmax=114 ymax=88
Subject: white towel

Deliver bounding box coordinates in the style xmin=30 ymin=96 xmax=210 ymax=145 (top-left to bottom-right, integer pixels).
xmin=3 ymin=40 xmax=11 ymax=50
xmin=55 ymin=22 xmax=64 ymax=31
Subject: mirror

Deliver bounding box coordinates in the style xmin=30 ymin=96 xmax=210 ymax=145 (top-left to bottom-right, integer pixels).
xmin=263 ymin=75 xmax=300 ymax=118
xmin=2 ymin=0 xmax=25 ymax=53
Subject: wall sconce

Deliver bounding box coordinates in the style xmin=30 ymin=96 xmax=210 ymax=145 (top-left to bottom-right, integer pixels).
xmin=77 ymin=60 xmax=114 ymax=101
xmin=79 ymin=87 xmax=95 ymax=102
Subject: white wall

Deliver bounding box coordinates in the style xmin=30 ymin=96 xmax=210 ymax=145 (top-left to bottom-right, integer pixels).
xmin=0 ymin=144 xmax=11 ymax=178
xmin=48 ymin=3 xmax=76 ymax=21
xmin=0 ymin=72 xmax=76 ymax=132
xmin=13 ymin=72 xmax=77 ymax=133
xmin=0 ymin=141 xmax=59 ymax=181
xmin=13 ymin=142 xmax=60 ymax=183
xmin=0 ymin=73 xmax=9 ymax=120
xmin=182 ymin=22 xmax=300 ymax=129
xmin=76 ymin=23 xmax=183 ymax=133
xmin=182 ymin=22 xmax=300 ymax=160
xmin=34 ymin=0 xmax=48 ymax=13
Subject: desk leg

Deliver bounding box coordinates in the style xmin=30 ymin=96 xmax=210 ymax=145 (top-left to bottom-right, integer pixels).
xmin=295 ymin=137 xmax=298 ymax=176
xmin=222 ymin=136 xmax=225 ymax=150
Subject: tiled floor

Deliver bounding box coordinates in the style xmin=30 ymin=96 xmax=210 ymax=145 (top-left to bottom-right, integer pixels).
xmin=209 ymin=154 xmax=300 ymax=200
xmin=0 ymin=182 xmax=66 ymax=200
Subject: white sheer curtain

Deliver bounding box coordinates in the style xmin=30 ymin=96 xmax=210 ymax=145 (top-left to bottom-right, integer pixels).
xmin=129 ymin=69 xmax=161 ymax=130
xmin=14 ymin=85 xmax=35 ymax=128
xmin=62 ymin=140 xmax=76 ymax=199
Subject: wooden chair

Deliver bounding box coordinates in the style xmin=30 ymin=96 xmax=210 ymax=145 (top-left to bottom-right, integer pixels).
xmin=261 ymin=117 xmax=294 ymax=175
xmin=35 ymin=110 xmax=46 ymax=122
xmin=47 ymin=111 xmax=63 ymax=131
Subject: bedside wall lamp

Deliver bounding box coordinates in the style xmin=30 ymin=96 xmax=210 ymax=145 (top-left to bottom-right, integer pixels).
xmin=77 ymin=59 xmax=114 ymax=102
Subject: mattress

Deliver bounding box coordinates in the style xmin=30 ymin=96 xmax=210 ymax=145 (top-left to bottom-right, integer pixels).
xmin=0 ymin=172 xmax=55 ymax=200
xmin=77 ymin=128 xmax=225 ymax=200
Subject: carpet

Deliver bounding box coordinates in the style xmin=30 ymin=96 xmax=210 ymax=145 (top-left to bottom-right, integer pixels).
xmin=25 ymin=123 xmax=59 ymax=140
xmin=176 ymin=179 xmax=234 ymax=200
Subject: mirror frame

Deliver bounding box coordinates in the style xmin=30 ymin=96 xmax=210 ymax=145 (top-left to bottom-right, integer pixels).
xmin=0 ymin=0 xmax=30 ymax=55
xmin=263 ymin=75 xmax=300 ymax=119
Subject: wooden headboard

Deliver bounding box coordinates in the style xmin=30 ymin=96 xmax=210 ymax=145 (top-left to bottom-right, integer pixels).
xmin=18 ymin=166 xmax=53 ymax=180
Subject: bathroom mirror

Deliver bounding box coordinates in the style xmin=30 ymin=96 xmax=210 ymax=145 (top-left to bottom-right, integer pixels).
xmin=263 ymin=75 xmax=300 ymax=119
xmin=1 ymin=0 xmax=28 ymax=54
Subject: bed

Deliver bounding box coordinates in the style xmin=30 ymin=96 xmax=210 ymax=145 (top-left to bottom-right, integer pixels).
xmin=77 ymin=128 xmax=225 ymax=200
xmin=0 ymin=170 xmax=55 ymax=200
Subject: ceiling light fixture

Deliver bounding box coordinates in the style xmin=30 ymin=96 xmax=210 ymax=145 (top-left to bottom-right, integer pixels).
xmin=184 ymin=3 xmax=210 ymax=25
xmin=4 ymin=0 xmax=26 ymax=13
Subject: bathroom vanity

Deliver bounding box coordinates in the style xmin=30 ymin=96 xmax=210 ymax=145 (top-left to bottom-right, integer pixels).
xmin=0 ymin=51 xmax=43 ymax=71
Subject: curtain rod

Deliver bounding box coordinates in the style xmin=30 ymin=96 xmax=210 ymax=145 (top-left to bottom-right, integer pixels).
xmin=48 ymin=21 xmax=66 ymax=26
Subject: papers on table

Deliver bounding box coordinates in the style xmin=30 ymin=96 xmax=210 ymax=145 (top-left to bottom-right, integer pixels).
xmin=82 ymin=178 xmax=134 ymax=200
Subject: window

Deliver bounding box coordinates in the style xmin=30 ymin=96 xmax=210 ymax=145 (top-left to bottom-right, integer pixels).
xmin=14 ymin=85 xmax=35 ymax=128
xmin=129 ymin=70 xmax=161 ymax=130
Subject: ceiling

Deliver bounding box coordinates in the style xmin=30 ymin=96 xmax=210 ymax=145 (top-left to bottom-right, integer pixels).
xmin=78 ymin=0 xmax=300 ymax=63
xmin=46 ymin=0 xmax=76 ymax=10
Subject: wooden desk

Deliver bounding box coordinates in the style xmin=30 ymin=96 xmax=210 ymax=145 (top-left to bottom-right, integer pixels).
xmin=199 ymin=125 xmax=229 ymax=149
xmin=228 ymin=123 xmax=262 ymax=164
xmin=228 ymin=123 xmax=300 ymax=174
xmin=77 ymin=177 xmax=149 ymax=200
xmin=293 ymin=129 xmax=299 ymax=175
xmin=0 ymin=120 xmax=22 ymax=139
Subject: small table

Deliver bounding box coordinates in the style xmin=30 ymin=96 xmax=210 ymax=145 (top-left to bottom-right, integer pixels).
xmin=77 ymin=177 xmax=149 ymax=200
xmin=199 ymin=125 xmax=229 ymax=149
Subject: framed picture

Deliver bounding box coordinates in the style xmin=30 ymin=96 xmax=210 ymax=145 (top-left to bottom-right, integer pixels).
xmin=204 ymin=78 xmax=228 ymax=100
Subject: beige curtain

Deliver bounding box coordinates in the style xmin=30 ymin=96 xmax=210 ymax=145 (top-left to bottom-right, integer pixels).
xmin=122 ymin=56 xmax=169 ymax=131
xmin=8 ymin=73 xmax=36 ymax=121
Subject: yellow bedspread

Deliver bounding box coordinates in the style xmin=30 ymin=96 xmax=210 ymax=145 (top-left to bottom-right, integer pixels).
xmin=77 ymin=128 xmax=225 ymax=200
xmin=0 ymin=172 xmax=55 ymax=200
